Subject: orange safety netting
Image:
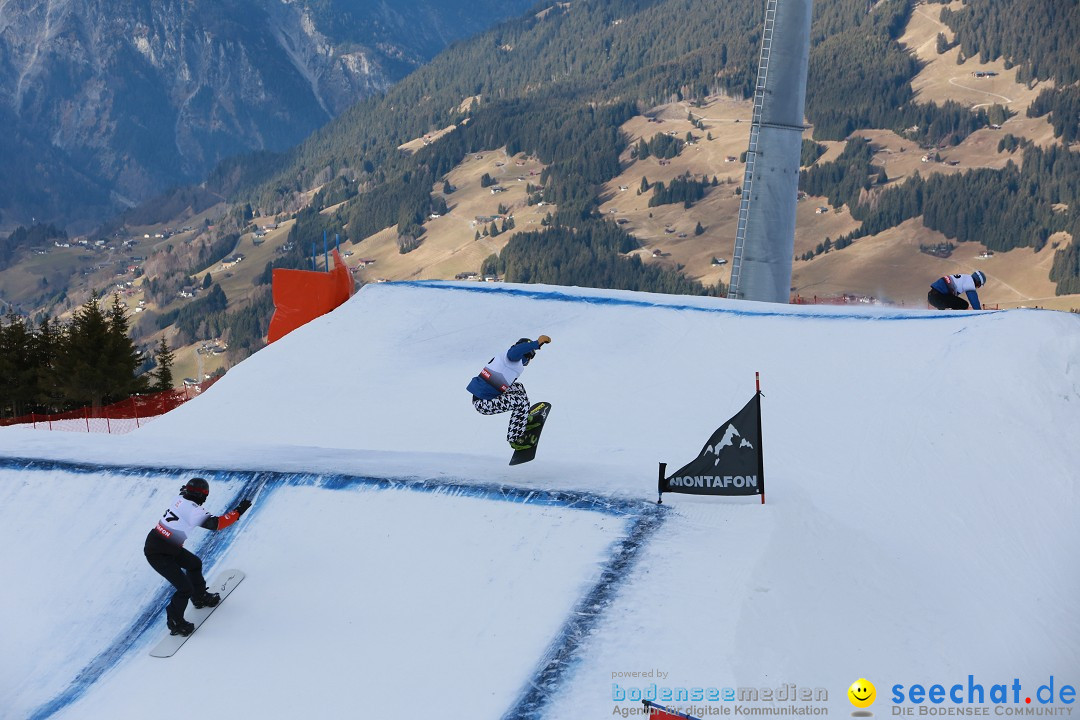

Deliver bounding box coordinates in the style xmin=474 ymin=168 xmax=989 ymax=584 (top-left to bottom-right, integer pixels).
xmin=0 ymin=376 xmax=221 ymax=433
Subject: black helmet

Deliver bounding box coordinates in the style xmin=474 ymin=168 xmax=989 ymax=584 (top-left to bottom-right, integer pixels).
xmin=514 ymin=337 xmax=536 ymax=364
xmin=181 ymin=477 xmax=210 ymax=504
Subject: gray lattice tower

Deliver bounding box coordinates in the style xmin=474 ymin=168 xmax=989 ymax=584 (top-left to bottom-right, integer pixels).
xmin=727 ymin=0 xmax=813 ymax=303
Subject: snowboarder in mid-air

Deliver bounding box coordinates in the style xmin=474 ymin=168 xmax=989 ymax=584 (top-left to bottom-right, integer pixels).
xmin=144 ymin=477 xmax=252 ymax=636
xmin=928 ymin=270 xmax=986 ymax=310
xmin=467 ymin=336 xmax=551 ymax=450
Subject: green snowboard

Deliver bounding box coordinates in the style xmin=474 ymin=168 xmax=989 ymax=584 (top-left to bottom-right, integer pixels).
xmin=510 ymin=402 xmax=552 ymax=466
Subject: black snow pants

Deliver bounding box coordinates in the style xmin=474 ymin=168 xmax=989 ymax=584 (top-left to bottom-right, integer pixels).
xmin=145 ymin=531 xmax=208 ymax=622
xmin=928 ymin=288 xmax=969 ymax=310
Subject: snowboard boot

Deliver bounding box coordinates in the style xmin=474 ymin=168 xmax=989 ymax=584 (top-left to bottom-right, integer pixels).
xmin=167 ymin=616 xmax=195 ymax=636
xmin=192 ymin=590 xmax=220 ymax=609
xmin=510 ymin=433 xmax=538 ymax=451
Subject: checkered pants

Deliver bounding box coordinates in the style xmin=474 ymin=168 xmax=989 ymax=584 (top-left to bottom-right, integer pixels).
xmin=472 ymin=382 xmax=531 ymax=442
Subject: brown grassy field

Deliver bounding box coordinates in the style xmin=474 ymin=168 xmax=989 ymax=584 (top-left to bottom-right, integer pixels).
xmin=900 ymin=1 xmax=1057 ymax=149
xmin=347 ymin=73 xmax=1078 ymax=310
xmin=349 ymin=149 xmax=553 ymax=282
xmin=791 ymin=218 xmax=1073 ymax=309
xmin=198 ymin=218 xmax=295 ymax=304
xmin=588 ymin=0 xmax=1079 ymax=310
xmin=397 ymin=124 xmax=459 ymax=155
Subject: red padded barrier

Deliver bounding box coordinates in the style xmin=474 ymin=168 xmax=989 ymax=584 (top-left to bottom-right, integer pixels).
xmin=267 ymin=249 xmax=354 ymax=343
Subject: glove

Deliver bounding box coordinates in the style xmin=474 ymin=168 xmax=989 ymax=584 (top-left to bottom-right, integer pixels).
xmin=537 ymin=335 xmax=551 ymax=347
xmin=234 ymin=499 xmax=252 ymax=516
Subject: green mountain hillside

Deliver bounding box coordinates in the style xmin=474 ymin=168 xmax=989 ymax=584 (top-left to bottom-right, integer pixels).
xmin=3 ymin=0 xmax=1079 ymax=387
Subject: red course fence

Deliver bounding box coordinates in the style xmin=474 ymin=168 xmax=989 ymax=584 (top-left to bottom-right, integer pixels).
xmin=0 ymin=377 xmax=221 ymax=434
xmin=790 ymin=293 xmax=902 ymax=306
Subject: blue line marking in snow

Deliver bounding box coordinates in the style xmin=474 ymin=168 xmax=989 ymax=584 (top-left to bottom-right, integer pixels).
xmin=390 ymin=280 xmax=996 ymax=321
xmin=4 ymin=457 xmax=663 ymax=720
xmin=502 ymin=503 xmax=668 ymax=720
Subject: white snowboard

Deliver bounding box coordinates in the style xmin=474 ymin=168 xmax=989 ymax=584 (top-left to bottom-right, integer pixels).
xmin=149 ymin=569 xmax=245 ymax=658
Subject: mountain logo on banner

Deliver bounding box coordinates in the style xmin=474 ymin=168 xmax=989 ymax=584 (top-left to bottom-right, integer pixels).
xmin=659 ymin=393 xmax=764 ymax=500
xmin=707 ymin=423 xmax=754 ymax=461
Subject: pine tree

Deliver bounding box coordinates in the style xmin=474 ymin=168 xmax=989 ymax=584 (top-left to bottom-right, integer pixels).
xmin=152 ymin=337 xmax=175 ymax=392
xmin=33 ymin=316 xmax=64 ymax=412
xmin=55 ymin=294 xmax=114 ymax=411
xmin=636 ymin=139 xmax=650 ymax=161
xmin=0 ymin=313 xmax=34 ymax=417
xmin=105 ymin=293 xmax=147 ymax=400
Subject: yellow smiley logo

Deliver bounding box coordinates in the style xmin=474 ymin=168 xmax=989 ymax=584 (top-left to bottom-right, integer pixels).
xmin=848 ymin=678 xmax=876 ymax=708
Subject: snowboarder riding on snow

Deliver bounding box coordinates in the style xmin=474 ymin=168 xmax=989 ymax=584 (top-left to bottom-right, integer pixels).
xmin=144 ymin=477 xmax=252 ymax=636
xmin=928 ymin=270 xmax=985 ymax=310
xmin=467 ymin=335 xmax=551 ymax=450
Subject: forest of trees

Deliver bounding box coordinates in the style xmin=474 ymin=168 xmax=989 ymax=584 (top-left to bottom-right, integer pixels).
xmin=936 ymin=0 xmax=1080 ymax=86
xmin=279 ymin=97 xmax=638 ymax=258
xmin=1028 ymin=87 xmax=1080 ymax=144
xmin=800 ymin=138 xmax=887 ymax=211
xmin=800 ymin=137 xmax=1080 ymax=294
xmin=752 ymin=0 xmax=1068 ymax=292
xmin=494 ymin=219 xmax=724 ymax=297
xmin=806 ymin=0 xmax=996 ymax=146
xmin=633 ymin=133 xmax=684 ymax=161
xmin=155 ymin=284 xmax=228 ymax=343
xmin=222 ymin=0 xmax=942 ymax=217
xmin=175 ymin=288 xmax=273 ymax=360
xmin=801 ymin=139 xmax=827 ymax=168
xmin=648 ymin=175 xmax=711 ymax=208
xmin=929 ymin=0 xmax=1080 ymax=146
xmin=0 ymin=294 xmax=162 ymax=418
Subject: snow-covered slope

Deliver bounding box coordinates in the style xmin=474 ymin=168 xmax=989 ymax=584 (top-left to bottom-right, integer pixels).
xmin=2 ymin=281 xmax=1078 ymax=719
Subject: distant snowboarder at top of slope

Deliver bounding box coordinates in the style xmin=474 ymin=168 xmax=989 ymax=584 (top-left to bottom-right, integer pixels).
xmin=467 ymin=335 xmax=551 ymax=450
xmin=144 ymin=477 xmax=252 ymax=636
xmin=928 ymin=270 xmax=986 ymax=310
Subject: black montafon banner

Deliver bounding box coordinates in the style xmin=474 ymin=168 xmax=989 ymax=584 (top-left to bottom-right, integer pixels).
xmin=661 ymin=394 xmax=763 ymax=497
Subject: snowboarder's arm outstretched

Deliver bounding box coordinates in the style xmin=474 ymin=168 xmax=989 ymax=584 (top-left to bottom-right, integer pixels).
xmin=199 ymin=499 xmax=252 ymax=531
xmin=506 ymin=335 xmax=550 ymax=363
